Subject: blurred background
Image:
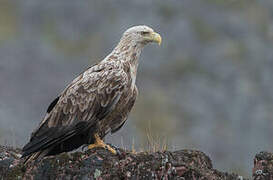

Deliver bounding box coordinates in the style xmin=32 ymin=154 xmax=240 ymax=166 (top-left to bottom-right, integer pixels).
xmin=1 ymin=0 xmax=273 ymax=177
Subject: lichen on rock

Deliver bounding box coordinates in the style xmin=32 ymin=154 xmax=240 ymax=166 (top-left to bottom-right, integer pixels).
xmin=0 ymin=145 xmax=251 ymax=179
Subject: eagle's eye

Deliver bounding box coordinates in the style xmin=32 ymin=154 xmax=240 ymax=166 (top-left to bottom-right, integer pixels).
xmin=140 ymin=31 xmax=150 ymax=36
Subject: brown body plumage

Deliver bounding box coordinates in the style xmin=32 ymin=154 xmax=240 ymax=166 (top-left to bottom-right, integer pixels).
xmin=22 ymin=25 xmax=161 ymax=163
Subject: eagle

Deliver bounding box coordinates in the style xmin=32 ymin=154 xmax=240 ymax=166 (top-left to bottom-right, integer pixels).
xmin=21 ymin=25 xmax=162 ymax=163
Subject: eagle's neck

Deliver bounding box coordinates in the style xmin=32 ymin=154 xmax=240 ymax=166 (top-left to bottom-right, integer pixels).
xmin=102 ymin=40 xmax=143 ymax=89
xmin=105 ymin=39 xmax=144 ymax=72
xmin=115 ymin=41 xmax=143 ymax=63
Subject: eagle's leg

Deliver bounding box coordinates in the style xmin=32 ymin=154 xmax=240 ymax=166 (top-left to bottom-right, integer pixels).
xmin=88 ymin=133 xmax=117 ymax=154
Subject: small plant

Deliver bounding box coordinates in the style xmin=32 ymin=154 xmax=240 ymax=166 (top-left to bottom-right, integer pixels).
xmin=145 ymin=126 xmax=168 ymax=153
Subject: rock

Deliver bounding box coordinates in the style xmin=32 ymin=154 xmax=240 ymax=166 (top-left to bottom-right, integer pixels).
xmin=253 ymin=151 xmax=273 ymax=180
xmin=0 ymin=145 xmax=245 ymax=179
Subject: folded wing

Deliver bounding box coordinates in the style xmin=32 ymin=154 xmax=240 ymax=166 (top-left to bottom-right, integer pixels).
xmin=22 ymin=63 xmax=128 ymax=158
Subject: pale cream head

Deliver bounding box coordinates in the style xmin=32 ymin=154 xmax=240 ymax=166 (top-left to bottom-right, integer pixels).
xmin=121 ymin=25 xmax=162 ymax=45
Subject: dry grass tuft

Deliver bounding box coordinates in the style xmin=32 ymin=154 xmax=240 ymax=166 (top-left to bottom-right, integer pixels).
xmin=129 ymin=126 xmax=169 ymax=154
xmin=145 ymin=126 xmax=168 ymax=153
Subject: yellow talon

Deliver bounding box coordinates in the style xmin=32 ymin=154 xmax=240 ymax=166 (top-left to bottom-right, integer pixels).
xmin=106 ymin=145 xmax=117 ymax=154
xmin=88 ymin=133 xmax=117 ymax=154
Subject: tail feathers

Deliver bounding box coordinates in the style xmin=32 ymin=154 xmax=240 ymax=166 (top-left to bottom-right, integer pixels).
xmin=23 ymin=149 xmax=51 ymax=165
xmin=22 ymin=121 xmax=90 ymax=158
xmin=21 ymin=121 xmax=94 ymax=164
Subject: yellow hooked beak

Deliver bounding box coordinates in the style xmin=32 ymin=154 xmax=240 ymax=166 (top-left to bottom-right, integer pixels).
xmin=151 ymin=32 xmax=162 ymax=45
xmin=145 ymin=32 xmax=162 ymax=45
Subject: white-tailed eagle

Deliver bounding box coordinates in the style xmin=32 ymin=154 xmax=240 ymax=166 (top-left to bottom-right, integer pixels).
xmin=22 ymin=25 xmax=161 ymax=163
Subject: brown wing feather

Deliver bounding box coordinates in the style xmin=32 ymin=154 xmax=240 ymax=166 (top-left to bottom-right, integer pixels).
xmin=22 ymin=62 xmax=128 ymax=157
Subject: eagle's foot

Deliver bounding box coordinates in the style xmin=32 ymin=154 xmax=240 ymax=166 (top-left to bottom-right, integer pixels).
xmin=88 ymin=133 xmax=117 ymax=154
xmin=107 ymin=144 xmax=123 ymax=156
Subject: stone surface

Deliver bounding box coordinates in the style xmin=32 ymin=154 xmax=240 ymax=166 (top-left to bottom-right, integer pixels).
xmin=253 ymin=151 xmax=273 ymax=180
xmin=0 ymin=145 xmax=245 ymax=180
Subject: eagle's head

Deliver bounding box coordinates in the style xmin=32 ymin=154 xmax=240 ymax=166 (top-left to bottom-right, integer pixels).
xmin=121 ymin=25 xmax=162 ymax=46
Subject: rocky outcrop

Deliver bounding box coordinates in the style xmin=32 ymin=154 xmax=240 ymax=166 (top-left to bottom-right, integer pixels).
xmin=0 ymin=145 xmax=250 ymax=180
xmin=253 ymin=151 xmax=273 ymax=180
